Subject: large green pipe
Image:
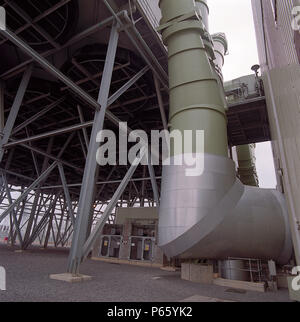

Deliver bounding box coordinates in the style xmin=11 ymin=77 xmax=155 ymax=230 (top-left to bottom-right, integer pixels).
xmin=159 ymin=0 xmax=228 ymax=157
xmin=195 ymin=0 xmax=209 ymax=31
xmin=236 ymin=144 xmax=259 ymax=187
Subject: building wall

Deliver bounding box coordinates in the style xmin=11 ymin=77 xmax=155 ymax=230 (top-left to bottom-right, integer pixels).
xmin=92 ymin=207 xmax=164 ymax=265
xmin=115 ymin=207 xmax=159 ymax=225
xmin=252 ymin=0 xmax=300 ymax=264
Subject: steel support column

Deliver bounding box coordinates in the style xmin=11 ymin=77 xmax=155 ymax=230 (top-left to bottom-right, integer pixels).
xmin=23 ymin=137 xmax=54 ymax=246
xmin=67 ymin=24 xmax=120 ymax=274
xmin=58 ymin=164 xmax=75 ymax=226
xmin=0 ymin=66 xmax=32 ymax=162
xmin=147 ymin=152 xmax=160 ymax=206
xmin=0 ymin=81 xmax=4 ymax=133
xmin=2 ymin=173 xmax=23 ymax=246
xmin=24 ymin=193 xmax=60 ymax=249
xmin=154 ymin=75 xmax=168 ymax=131
xmin=43 ymin=199 xmax=58 ymax=248
xmin=77 ymin=105 xmax=89 ymax=150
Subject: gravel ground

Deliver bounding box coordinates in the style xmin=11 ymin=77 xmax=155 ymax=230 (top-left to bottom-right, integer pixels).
xmin=0 ymin=244 xmax=291 ymax=302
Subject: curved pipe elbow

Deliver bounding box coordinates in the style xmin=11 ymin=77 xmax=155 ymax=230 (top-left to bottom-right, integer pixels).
xmin=158 ymin=154 xmax=293 ymax=265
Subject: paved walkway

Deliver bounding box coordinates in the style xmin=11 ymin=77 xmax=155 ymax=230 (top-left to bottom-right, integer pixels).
xmin=0 ymin=245 xmax=291 ymax=302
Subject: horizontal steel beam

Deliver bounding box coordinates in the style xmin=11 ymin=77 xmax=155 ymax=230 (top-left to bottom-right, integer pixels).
xmin=103 ymin=0 xmax=168 ymax=90
xmin=0 ymin=13 xmax=124 ymax=79
xmin=0 ymin=28 xmax=100 ymax=111
xmin=0 ymin=0 xmax=71 ymax=47
xmin=12 ymin=97 xmax=66 ymax=135
xmin=3 ymin=65 xmax=150 ymax=148
xmin=4 ymin=121 xmax=93 ymax=148
xmin=0 ymin=27 xmax=148 ymax=136
xmin=38 ymin=176 xmax=162 ymax=190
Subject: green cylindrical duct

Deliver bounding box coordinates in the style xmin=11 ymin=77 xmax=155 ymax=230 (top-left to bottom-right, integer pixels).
xmin=236 ymin=144 xmax=259 ymax=187
xmin=211 ymin=33 xmax=228 ymax=110
xmin=159 ymin=0 xmax=228 ymax=157
xmin=195 ymin=0 xmax=209 ymax=31
xmin=212 ymin=33 xmax=228 ymax=79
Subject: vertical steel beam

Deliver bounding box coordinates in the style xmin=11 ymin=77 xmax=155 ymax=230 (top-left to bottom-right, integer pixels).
xmin=23 ymin=137 xmax=54 ymax=245
xmin=77 ymin=132 xmax=87 ymax=159
xmin=0 ymin=81 xmax=4 ymax=133
xmin=0 ymin=66 xmax=32 ymax=162
xmin=153 ymin=75 xmax=168 ymax=130
xmin=67 ymin=24 xmax=120 ymax=274
xmin=86 ymin=165 xmax=100 ymax=240
xmin=54 ymin=203 xmax=65 ymax=246
xmin=24 ymin=194 xmax=59 ymax=248
xmin=141 ymin=166 xmax=147 ymax=207
xmin=25 ymin=127 xmax=40 ymax=176
xmin=77 ymin=105 xmax=89 ymax=149
xmin=58 ymin=163 xmax=75 ymax=226
xmin=2 ymin=173 xmax=23 ymax=246
xmin=147 ymin=155 xmax=160 ymax=207
xmin=31 ymin=192 xmax=45 ymax=235
xmin=43 ymin=201 xmax=57 ymax=249
xmin=12 ymin=190 xmax=26 ymax=245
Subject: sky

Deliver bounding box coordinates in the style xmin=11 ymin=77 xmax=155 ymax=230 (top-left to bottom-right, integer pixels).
xmin=209 ymin=0 xmax=277 ymax=189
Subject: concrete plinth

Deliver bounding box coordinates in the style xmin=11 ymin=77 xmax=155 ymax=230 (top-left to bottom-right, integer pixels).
xmin=181 ymin=263 xmax=214 ymax=284
xmin=50 ymin=273 xmax=92 ymax=283
xmin=160 ymin=266 xmax=179 ymax=272
xmin=213 ymin=278 xmax=266 ymax=293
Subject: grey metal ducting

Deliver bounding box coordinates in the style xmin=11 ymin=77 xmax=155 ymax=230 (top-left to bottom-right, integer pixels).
xmin=158 ymin=0 xmax=293 ymax=265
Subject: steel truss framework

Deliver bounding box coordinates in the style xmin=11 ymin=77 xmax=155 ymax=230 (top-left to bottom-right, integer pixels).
xmin=0 ymin=0 xmax=167 ymax=274
xmin=0 ymin=0 xmax=271 ymax=274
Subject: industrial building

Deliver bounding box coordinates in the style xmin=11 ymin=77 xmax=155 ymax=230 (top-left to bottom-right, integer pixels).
xmin=0 ymin=0 xmax=299 ymax=302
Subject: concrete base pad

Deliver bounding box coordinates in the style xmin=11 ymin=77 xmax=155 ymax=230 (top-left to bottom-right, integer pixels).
xmin=213 ymin=278 xmax=266 ymax=293
xmin=181 ymin=263 xmax=214 ymax=284
xmin=181 ymin=295 xmax=235 ymax=302
xmin=49 ymin=273 xmax=92 ymax=283
xmin=91 ymin=257 xmax=162 ymax=268
xmin=160 ymin=266 xmax=180 ymax=272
